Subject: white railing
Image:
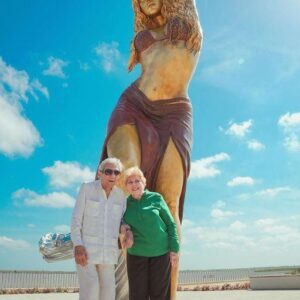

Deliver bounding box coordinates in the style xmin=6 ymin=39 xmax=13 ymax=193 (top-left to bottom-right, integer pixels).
xmin=1 ymin=267 xmax=298 ymax=289
xmin=0 ymin=271 xmax=78 ymax=289
xmin=178 ymin=269 xmax=254 ymax=284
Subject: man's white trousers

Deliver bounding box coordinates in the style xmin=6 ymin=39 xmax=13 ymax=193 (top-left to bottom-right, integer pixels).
xmin=77 ymin=263 xmax=115 ymax=300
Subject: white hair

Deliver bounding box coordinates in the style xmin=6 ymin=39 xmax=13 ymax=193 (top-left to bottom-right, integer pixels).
xmin=99 ymin=157 xmax=123 ymax=172
xmin=124 ymin=166 xmax=146 ymax=185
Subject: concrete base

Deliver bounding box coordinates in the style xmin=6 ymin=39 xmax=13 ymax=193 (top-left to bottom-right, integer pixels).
xmin=250 ymin=275 xmax=300 ymax=290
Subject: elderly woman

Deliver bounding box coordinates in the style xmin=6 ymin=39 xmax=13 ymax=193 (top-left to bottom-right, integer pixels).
xmin=96 ymin=0 xmax=202 ymax=298
xmin=122 ymin=166 xmax=179 ymax=300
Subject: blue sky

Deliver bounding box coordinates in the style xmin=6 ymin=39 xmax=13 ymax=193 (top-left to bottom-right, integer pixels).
xmin=0 ymin=0 xmax=300 ymax=271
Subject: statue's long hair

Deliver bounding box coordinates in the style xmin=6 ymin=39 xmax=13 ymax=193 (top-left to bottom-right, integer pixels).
xmin=128 ymin=0 xmax=201 ymax=71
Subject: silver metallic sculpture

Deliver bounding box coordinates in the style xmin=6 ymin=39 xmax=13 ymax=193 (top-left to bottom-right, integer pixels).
xmin=39 ymin=233 xmax=74 ymax=262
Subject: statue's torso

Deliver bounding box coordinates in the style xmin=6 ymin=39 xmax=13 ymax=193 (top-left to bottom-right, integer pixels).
xmin=134 ymin=27 xmax=199 ymax=101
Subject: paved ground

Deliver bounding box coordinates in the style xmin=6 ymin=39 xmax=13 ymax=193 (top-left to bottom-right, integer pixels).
xmin=1 ymin=291 xmax=300 ymax=300
xmin=178 ymin=290 xmax=300 ymax=300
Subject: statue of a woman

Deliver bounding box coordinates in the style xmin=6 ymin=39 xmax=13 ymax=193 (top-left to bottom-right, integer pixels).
xmin=97 ymin=0 xmax=203 ymax=298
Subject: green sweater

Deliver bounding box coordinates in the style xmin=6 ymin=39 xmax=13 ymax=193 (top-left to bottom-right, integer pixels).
xmin=123 ymin=190 xmax=179 ymax=257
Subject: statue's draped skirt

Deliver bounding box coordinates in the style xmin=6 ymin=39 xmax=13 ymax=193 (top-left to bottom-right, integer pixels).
xmin=97 ymin=83 xmax=192 ymax=222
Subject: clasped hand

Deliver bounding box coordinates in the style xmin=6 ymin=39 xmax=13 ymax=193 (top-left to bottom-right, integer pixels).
xmin=120 ymin=224 xmax=134 ymax=249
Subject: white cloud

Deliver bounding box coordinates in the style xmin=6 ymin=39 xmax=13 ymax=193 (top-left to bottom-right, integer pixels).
xmin=278 ymin=112 xmax=300 ymax=131
xmin=229 ymin=221 xmax=246 ymax=231
xmin=257 ymin=186 xmax=291 ymax=198
xmin=236 ymin=193 xmax=251 ymax=201
xmin=0 ymin=96 xmax=42 ymax=157
xmin=255 ymin=218 xmax=277 ymax=227
xmin=182 ymin=220 xmax=254 ymax=250
xmin=0 ymin=236 xmax=31 ymax=249
xmin=190 ymin=152 xmax=230 ymax=179
xmin=94 ymin=41 xmax=121 ymax=73
xmin=31 ymin=79 xmax=49 ymax=99
xmin=43 ymin=56 xmax=68 ymax=79
xmin=227 ymin=176 xmax=255 ymax=187
xmin=182 ymin=215 xmax=300 ymax=254
xmin=255 ymin=218 xmax=300 ymax=242
xmin=210 ymin=208 xmax=238 ymax=220
xmin=223 ymin=119 xmax=253 ymax=138
xmin=54 ymin=225 xmax=70 ymax=233
xmin=213 ymin=200 xmax=226 ymax=208
xmin=42 ymin=161 xmax=94 ymax=188
xmin=0 ymin=57 xmax=33 ymax=101
xmin=13 ymin=188 xmax=75 ymax=208
xmin=237 ymin=186 xmax=293 ymax=201
xmin=211 ymin=201 xmax=242 ymax=221
xmin=181 ymin=213 xmax=300 ymax=269
xmin=283 ymin=133 xmax=300 ymax=152
xmin=247 ymin=139 xmax=265 ymax=151
xmin=182 ymin=219 xmax=196 ymax=229
xmin=221 ymin=120 xmax=265 ymax=151
xmin=27 ymin=224 xmax=36 ymax=228
xmin=278 ymin=112 xmax=300 ymax=152
xmin=0 ymin=57 xmax=47 ymax=157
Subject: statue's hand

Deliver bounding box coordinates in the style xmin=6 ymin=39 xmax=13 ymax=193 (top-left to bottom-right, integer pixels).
xmin=74 ymin=245 xmax=88 ymax=266
xmin=127 ymin=49 xmax=138 ymax=72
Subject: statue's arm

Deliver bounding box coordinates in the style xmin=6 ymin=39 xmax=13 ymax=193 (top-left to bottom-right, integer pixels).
xmin=185 ymin=0 xmax=204 ymax=53
xmin=166 ymin=0 xmax=203 ymax=54
xmin=128 ymin=40 xmax=138 ymax=72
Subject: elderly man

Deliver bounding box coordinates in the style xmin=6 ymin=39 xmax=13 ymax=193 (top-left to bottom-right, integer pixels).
xmin=71 ymin=157 xmax=128 ymax=300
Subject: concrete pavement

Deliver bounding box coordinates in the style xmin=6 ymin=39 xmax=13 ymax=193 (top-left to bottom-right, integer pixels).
xmin=1 ymin=290 xmax=300 ymax=300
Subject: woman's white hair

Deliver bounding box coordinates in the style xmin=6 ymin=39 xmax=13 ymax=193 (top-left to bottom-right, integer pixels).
xmin=124 ymin=166 xmax=146 ymax=185
xmin=99 ymin=157 xmax=123 ymax=172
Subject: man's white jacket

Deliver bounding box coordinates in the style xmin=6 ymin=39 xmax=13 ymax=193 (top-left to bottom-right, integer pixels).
xmin=71 ymin=180 xmax=126 ymax=264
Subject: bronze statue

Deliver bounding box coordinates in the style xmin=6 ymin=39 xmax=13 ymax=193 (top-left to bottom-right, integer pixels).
xmin=97 ymin=0 xmax=203 ymax=299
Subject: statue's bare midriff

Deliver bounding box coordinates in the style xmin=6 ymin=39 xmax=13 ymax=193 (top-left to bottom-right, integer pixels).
xmin=137 ymin=40 xmax=199 ymax=100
